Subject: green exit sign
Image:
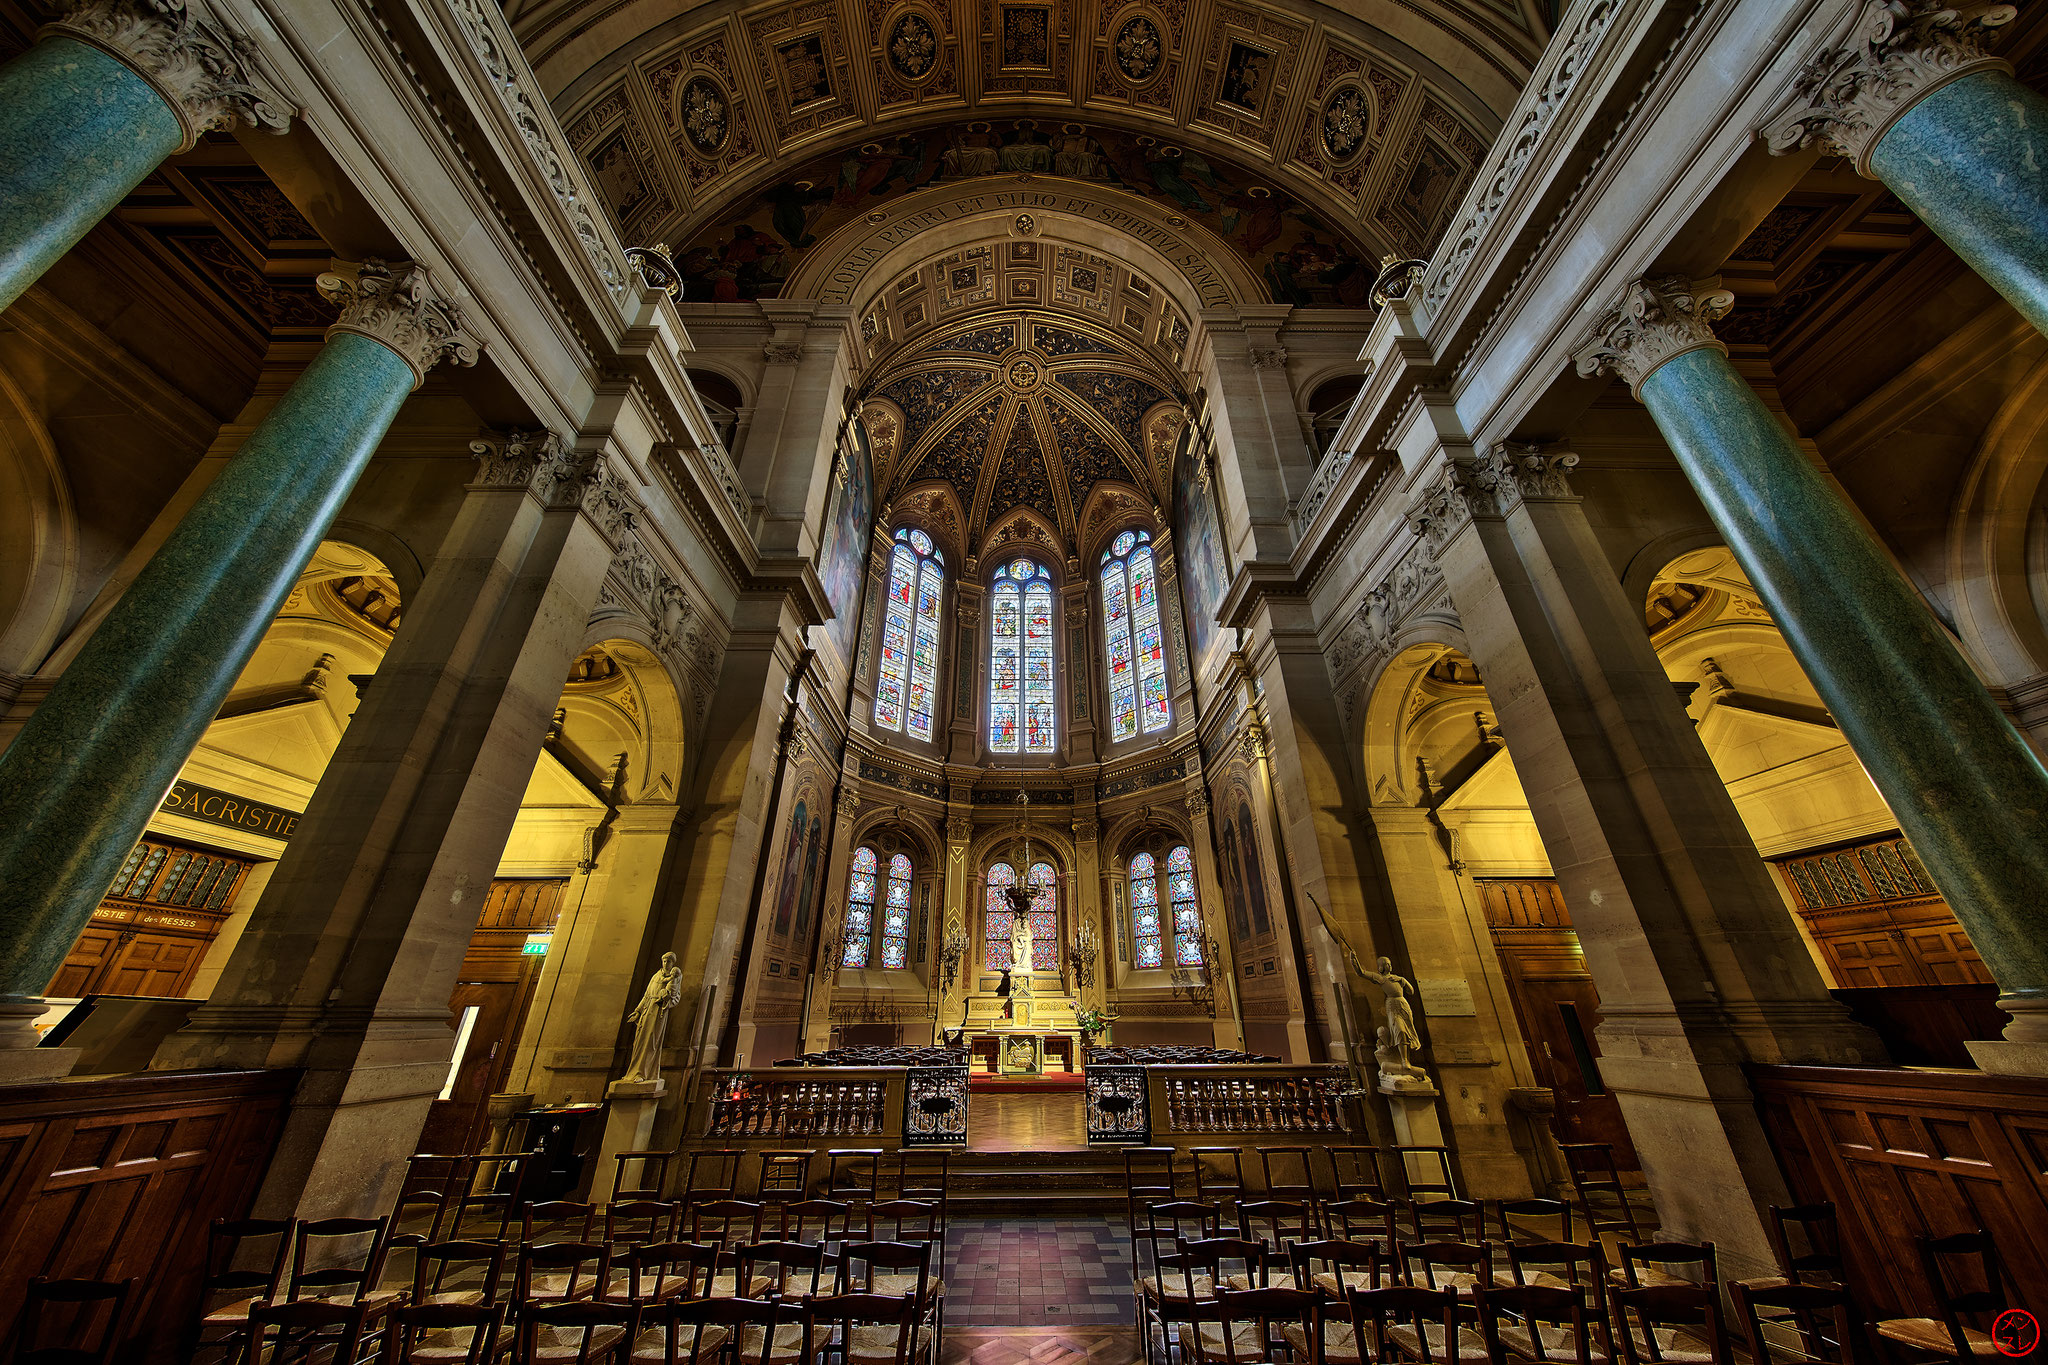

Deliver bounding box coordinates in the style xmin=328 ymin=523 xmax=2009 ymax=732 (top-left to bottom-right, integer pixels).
xmin=522 ymin=933 xmax=552 ymax=956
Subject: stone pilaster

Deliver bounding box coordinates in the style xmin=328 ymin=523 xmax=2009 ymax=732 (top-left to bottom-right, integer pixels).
xmin=150 ymin=429 xmax=623 ymax=1220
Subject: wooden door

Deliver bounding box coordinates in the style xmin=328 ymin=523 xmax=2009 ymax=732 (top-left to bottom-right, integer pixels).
xmin=47 ymin=838 xmax=250 ymax=999
xmin=1478 ymin=880 xmax=1640 ymax=1171
xmin=414 ymin=878 xmax=564 ymax=1155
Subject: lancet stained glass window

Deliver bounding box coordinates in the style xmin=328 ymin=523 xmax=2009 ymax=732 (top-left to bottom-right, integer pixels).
xmin=990 ymin=559 xmax=1055 ymax=753
xmin=1130 ymin=851 xmax=1162 ymax=967
xmin=1102 ymin=530 xmax=1170 ymax=741
xmin=1168 ymin=845 xmax=1203 ymax=965
xmin=983 ymin=859 xmax=1059 ymax=970
xmin=843 ymin=846 xmax=879 ymax=968
xmin=880 ymin=852 xmax=913 ymax=968
xmin=874 ymin=528 xmax=945 ymax=742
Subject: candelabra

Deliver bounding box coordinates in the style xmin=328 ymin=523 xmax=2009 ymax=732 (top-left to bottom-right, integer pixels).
xmin=1066 ymin=923 xmax=1099 ymax=988
xmin=937 ymin=926 xmax=968 ymax=993
xmin=1169 ymin=931 xmax=1222 ymax=1015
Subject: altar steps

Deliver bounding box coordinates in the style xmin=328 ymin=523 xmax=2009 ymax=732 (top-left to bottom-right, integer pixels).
xmin=944 ymin=1148 xmax=1130 ymax=1215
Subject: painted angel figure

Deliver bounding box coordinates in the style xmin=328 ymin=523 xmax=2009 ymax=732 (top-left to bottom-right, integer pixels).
xmin=622 ymin=951 xmax=684 ymax=1082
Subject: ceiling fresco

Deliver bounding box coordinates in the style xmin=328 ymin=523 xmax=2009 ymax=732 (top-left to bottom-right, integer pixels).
xmin=864 ymin=310 xmax=1180 ymax=543
xmin=667 ymin=121 xmax=1382 ymax=306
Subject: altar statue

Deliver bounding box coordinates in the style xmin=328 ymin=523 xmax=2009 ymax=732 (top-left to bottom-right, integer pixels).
xmin=1010 ymin=912 xmax=1033 ymax=974
xmin=622 ymin=951 xmax=684 ymax=1082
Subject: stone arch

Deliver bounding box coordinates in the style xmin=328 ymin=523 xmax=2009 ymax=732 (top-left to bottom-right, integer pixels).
xmin=1620 ymin=525 xmax=1730 ymax=623
xmin=560 ymin=630 xmax=689 ymax=805
xmin=851 ymin=805 xmax=945 ymax=867
xmin=1949 ymin=354 xmax=2048 ymax=684
xmin=1077 ymin=484 xmax=1162 ymax=563
xmin=1359 ymin=633 xmax=1477 ymax=810
xmin=0 ymin=369 xmax=75 ymax=679
xmin=324 ymin=517 xmax=427 ymax=606
xmin=981 ymin=506 xmax=1066 ymax=567
xmin=886 ymin=482 xmax=967 ymax=565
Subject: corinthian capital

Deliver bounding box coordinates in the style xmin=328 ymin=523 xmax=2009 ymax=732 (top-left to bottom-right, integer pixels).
xmin=469 ymin=429 xmax=585 ymax=503
xmin=318 ymin=260 xmax=482 ymax=390
xmin=1482 ymin=441 xmax=1580 ymax=513
xmin=1762 ymin=0 xmax=2014 ymax=174
xmin=1572 ymin=276 xmax=1733 ymax=398
xmin=1405 ymin=456 xmax=1494 ymax=557
xmin=46 ymin=0 xmax=293 ymax=150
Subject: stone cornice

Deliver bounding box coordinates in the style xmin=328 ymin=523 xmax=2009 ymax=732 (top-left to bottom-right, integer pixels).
xmin=1571 ymin=275 xmax=1732 ymax=398
xmin=1761 ymin=0 xmax=2015 ymax=176
xmin=317 ymin=259 xmax=483 ymax=389
xmin=45 ymin=0 xmax=293 ymax=151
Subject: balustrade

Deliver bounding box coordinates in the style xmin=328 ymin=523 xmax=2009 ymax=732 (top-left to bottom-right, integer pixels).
xmin=706 ymin=1070 xmax=891 ymax=1138
xmin=1153 ymin=1065 xmax=1351 ymax=1134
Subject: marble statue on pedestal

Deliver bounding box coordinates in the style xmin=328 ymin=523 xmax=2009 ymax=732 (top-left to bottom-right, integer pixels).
xmin=1359 ymin=956 xmax=1432 ymax=1093
xmin=622 ymin=951 xmax=684 ymax=1082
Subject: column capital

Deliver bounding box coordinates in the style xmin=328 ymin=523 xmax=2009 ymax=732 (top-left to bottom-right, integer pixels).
xmin=1572 ymin=275 xmax=1733 ymax=399
xmin=1483 ymin=441 xmax=1581 ymax=513
xmin=1185 ymin=790 xmax=1210 ymax=817
xmin=1762 ymin=0 xmax=2015 ymax=175
xmin=946 ymin=813 xmax=972 ymax=842
xmin=317 ymin=259 xmax=482 ymax=390
xmin=45 ymin=0 xmax=292 ymax=151
xmin=1404 ymin=456 xmax=1488 ymax=558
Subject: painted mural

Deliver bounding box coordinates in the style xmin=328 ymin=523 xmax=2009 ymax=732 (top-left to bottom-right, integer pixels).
xmin=1174 ymin=442 xmax=1231 ymax=670
xmin=818 ymin=424 xmax=875 ymax=664
xmin=676 ymin=121 xmax=1375 ymax=306
xmin=771 ymin=798 xmax=809 ymax=938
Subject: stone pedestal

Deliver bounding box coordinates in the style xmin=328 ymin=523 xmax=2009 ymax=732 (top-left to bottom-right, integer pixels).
xmin=1966 ymin=1038 xmax=2048 ymax=1077
xmin=593 ymin=1079 xmax=665 ymax=1201
xmin=1380 ymin=1078 xmax=1445 ymax=1190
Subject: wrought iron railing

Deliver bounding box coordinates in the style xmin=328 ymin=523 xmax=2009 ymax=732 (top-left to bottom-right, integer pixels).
xmin=1085 ymin=1065 xmax=1151 ymax=1143
xmin=902 ymin=1067 xmax=971 ymax=1146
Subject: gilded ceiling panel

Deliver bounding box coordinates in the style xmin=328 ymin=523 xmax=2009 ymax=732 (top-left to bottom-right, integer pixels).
xmin=985 ymin=409 xmax=1061 ymax=530
xmin=878 ymin=367 xmax=996 ymax=453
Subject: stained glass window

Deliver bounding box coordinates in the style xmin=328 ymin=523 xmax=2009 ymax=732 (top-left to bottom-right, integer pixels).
xmin=881 ymin=853 xmax=913 ymax=968
xmin=1168 ymin=845 xmax=1204 ymax=965
xmin=990 ymin=559 xmax=1056 ymax=753
xmin=843 ymin=845 xmax=879 ymax=968
xmin=1102 ymin=530 xmax=1170 ymax=741
xmin=874 ymin=528 xmax=945 ymax=742
xmin=983 ymin=859 xmax=1059 ymax=970
xmin=1130 ymin=851 xmax=1162 ymax=967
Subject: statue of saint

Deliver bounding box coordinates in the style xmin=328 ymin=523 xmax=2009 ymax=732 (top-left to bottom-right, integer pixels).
xmin=1358 ymin=955 xmax=1421 ymax=1059
xmin=622 ymin=951 xmax=684 ymax=1083
xmin=1010 ymin=913 xmax=1033 ymax=975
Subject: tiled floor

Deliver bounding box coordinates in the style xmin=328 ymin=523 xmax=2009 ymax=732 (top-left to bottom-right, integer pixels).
xmin=941 ymin=1326 xmax=1143 ymax=1365
xmin=946 ymin=1217 xmax=1134 ymax=1327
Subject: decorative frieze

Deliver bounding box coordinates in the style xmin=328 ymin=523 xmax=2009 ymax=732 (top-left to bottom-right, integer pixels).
xmin=443 ymin=0 xmax=628 ymax=304
xmin=468 ymin=429 xmax=616 ymax=513
xmin=46 ymin=0 xmax=292 ymax=149
xmin=1762 ymin=0 xmax=2015 ymax=174
xmin=317 ymin=259 xmax=482 ymax=388
xmin=1296 ymin=449 xmax=1352 ymax=529
xmin=1571 ymin=275 xmax=1733 ymax=398
xmin=1327 ymin=537 xmax=1448 ymax=679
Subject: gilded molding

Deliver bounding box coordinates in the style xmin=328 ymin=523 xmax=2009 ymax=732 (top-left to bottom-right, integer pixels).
xmin=1762 ymin=0 xmax=2015 ymax=175
xmin=45 ymin=0 xmax=292 ymax=150
xmin=1571 ymin=275 xmax=1733 ymax=399
xmin=317 ymin=259 xmax=482 ymax=389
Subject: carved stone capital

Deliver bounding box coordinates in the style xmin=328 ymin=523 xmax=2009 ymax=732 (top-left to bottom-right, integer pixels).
xmin=1247 ymin=347 xmax=1289 ymax=370
xmin=317 ymin=260 xmax=482 ymax=389
xmin=946 ymin=814 xmax=973 ymax=842
xmin=1571 ymin=275 xmax=1732 ymax=399
xmin=764 ymin=342 xmax=806 ymax=364
xmin=1404 ymin=458 xmax=1491 ymax=558
xmin=837 ymin=791 xmax=862 ymax=825
xmin=1481 ymin=441 xmax=1580 ymax=513
xmin=46 ymin=0 xmax=292 ymax=150
xmin=468 ymin=429 xmax=601 ymax=510
xmin=1185 ymin=791 xmax=1210 ymax=817
xmin=1763 ymin=0 xmax=2015 ymax=174
xmin=1238 ymin=721 xmax=1267 ymax=764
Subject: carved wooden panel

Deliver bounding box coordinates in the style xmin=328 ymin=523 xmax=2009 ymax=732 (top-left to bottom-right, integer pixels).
xmin=0 ymin=1069 xmax=294 ymax=1363
xmin=1751 ymin=1065 xmax=2048 ymax=1317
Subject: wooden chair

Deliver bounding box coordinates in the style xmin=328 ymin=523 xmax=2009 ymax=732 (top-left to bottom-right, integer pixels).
xmin=449 ymin=1152 xmax=535 ymax=1242
xmin=1873 ymin=1231 xmax=2012 ymax=1362
xmin=1140 ymin=1249 xmax=1213 ymax=1365
xmin=1190 ymin=1147 xmax=1249 ymax=1217
xmin=628 ymin=1294 xmax=770 ymax=1365
xmin=1744 ymin=1205 xmax=1844 ymax=1292
xmin=889 ymin=1150 xmax=950 ymax=1242
xmin=1325 ymin=1146 xmax=1389 ymax=1203
xmin=517 ymin=1241 xmax=614 ymax=1305
xmin=610 ymin=1240 xmax=719 ymax=1306
xmin=412 ymin=1239 xmax=509 ymax=1308
xmin=803 ymin=1291 xmax=930 ymax=1365
xmin=1734 ymin=1281 xmax=1872 ymax=1365
xmin=605 ymin=1200 xmax=683 ymax=1253
xmin=688 ymin=1199 xmax=772 ymax=1298
xmin=15 ymin=1277 xmax=133 ymax=1365
xmin=610 ymin=1148 xmax=677 ymax=1202
xmin=865 ymin=1198 xmax=942 ymax=1248
xmin=284 ymin=1216 xmax=402 ymax=1324
xmin=244 ymin=1299 xmax=371 ymax=1365
xmin=778 ymin=1197 xmax=853 ymax=1251
xmin=1324 ymin=1198 xmax=1402 ymax=1259
xmin=1611 ymin=1243 xmax=1717 ymax=1294
xmin=391 ymin=1153 xmax=475 ymax=1248
xmin=681 ymin=1150 xmax=746 ymax=1210
xmin=525 ymin=1200 xmax=602 ymax=1243
xmin=1291 ymin=1237 xmax=1385 ymax=1300
xmin=1400 ymin=1241 xmax=1494 ymax=1301
xmin=1345 ymin=1283 xmax=1487 ymax=1364
xmin=191 ymin=1217 xmax=290 ymax=1360
xmin=738 ymin=1239 xmax=830 ymax=1302
xmin=1610 ymin=1285 xmax=1733 ymax=1365
xmin=1558 ymin=1146 xmax=1644 ymax=1244
xmin=827 ymin=1148 xmax=886 ymax=1210
xmin=1186 ymin=1286 xmax=1321 ymax=1365
xmin=755 ymin=1150 xmax=816 ymax=1207
xmin=1407 ymin=1200 xmax=1486 ymax=1245
xmin=1390 ymin=1146 xmax=1459 ymax=1205
xmin=1125 ymin=1147 xmax=1182 ymax=1250
xmin=1182 ymin=1236 xmax=1274 ymax=1300
xmin=842 ymin=1238 xmax=940 ymax=1340
xmin=1492 ymin=1199 xmax=1576 ymax=1246
xmin=514 ymin=1299 xmax=635 ymax=1364
xmin=1255 ymin=1146 xmax=1320 ymax=1201
xmin=1237 ymin=1198 xmax=1319 ymax=1287
xmin=1477 ymin=1283 xmax=1611 ymax=1364
xmin=385 ymin=1302 xmax=512 ymax=1365
xmin=1493 ymin=1241 xmax=1610 ymax=1301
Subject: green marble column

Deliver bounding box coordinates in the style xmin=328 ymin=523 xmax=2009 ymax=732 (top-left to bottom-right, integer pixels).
xmin=1767 ymin=4 xmax=2048 ymax=338
xmin=1579 ymin=279 xmax=2048 ymax=1046
xmin=0 ymin=261 xmax=476 ymax=999
xmin=0 ymin=1 xmax=290 ymax=314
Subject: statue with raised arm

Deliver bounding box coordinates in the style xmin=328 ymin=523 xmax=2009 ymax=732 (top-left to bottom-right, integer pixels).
xmin=622 ymin=951 xmax=684 ymax=1083
xmin=1358 ymin=955 xmax=1421 ymax=1058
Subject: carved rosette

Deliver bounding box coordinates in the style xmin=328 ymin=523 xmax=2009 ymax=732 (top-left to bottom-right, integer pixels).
xmin=46 ymin=0 xmax=293 ymax=150
xmin=1762 ymin=0 xmax=2015 ymax=174
xmin=1571 ymin=275 xmax=1733 ymax=399
xmin=317 ymin=260 xmax=482 ymax=389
